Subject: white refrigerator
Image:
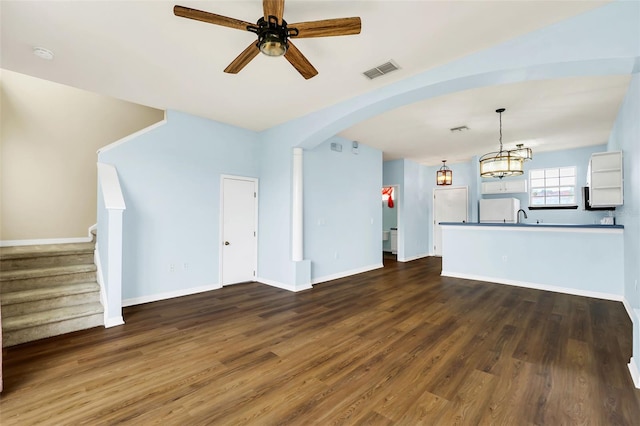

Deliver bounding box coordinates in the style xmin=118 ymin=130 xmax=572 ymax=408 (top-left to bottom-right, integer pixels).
xmin=479 ymin=198 xmax=521 ymax=223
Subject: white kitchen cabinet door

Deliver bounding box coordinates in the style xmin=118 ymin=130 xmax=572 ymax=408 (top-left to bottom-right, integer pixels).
xmin=481 ymin=179 xmax=527 ymax=194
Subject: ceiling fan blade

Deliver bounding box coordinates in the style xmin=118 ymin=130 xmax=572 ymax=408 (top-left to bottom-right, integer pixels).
xmin=284 ymin=41 xmax=318 ymax=80
xmin=263 ymin=0 xmax=285 ymax=24
xmin=289 ymin=17 xmax=361 ymax=38
xmin=224 ymin=43 xmax=260 ymax=74
xmin=174 ymin=5 xmax=254 ymax=31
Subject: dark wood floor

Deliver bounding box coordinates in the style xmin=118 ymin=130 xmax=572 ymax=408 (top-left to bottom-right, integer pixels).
xmin=2 ymin=256 xmax=639 ymax=425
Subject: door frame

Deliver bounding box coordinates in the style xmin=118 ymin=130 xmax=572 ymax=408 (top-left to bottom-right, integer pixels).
xmin=382 ymin=183 xmax=401 ymax=260
xmin=432 ymin=186 xmax=468 ymax=256
xmin=219 ymin=174 xmax=259 ymax=286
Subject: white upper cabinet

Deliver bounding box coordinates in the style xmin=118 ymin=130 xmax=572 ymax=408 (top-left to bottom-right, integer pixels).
xmin=481 ymin=179 xmax=527 ymax=195
xmin=589 ymin=151 xmax=623 ymax=207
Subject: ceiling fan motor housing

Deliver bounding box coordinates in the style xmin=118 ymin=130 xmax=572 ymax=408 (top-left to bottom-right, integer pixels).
xmin=248 ymin=16 xmax=298 ymax=57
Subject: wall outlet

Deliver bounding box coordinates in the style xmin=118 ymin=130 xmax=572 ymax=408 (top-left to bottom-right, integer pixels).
xmin=183 ymin=262 xmax=189 ymax=270
xmin=502 ymin=255 xmax=508 ymax=262
xmin=169 ymin=263 xmax=175 ymax=272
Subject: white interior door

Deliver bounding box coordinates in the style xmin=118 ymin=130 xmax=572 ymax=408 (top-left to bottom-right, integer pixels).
xmin=221 ymin=177 xmax=257 ymax=285
xmin=433 ymin=186 xmax=468 ymax=256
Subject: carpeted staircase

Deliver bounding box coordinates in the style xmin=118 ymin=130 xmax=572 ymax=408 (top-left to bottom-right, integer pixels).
xmin=0 ymin=242 xmax=104 ymax=347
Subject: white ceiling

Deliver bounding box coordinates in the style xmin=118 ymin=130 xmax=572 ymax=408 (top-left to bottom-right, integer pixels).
xmin=340 ymin=75 xmax=632 ymax=165
xmin=1 ymin=0 xmax=628 ymax=165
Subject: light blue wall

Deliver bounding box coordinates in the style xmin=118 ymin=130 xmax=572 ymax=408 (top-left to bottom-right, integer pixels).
xmin=256 ymin=135 xmax=295 ymax=286
xmin=98 ymin=110 xmax=260 ymax=300
xmin=304 ymin=136 xmax=383 ymax=281
xmin=382 ymin=159 xmax=431 ymax=260
xmin=607 ymin=72 xmax=640 ymax=360
xmin=482 ymin=145 xmax=610 ymax=224
xmin=402 ymin=160 xmax=431 ymax=260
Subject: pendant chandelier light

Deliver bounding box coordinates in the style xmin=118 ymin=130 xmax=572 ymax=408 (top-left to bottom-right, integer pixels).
xmin=436 ymin=160 xmax=452 ymax=185
xmin=479 ymin=108 xmax=532 ymax=179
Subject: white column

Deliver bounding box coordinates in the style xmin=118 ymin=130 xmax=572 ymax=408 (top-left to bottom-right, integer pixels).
xmin=292 ymin=147 xmax=304 ymax=261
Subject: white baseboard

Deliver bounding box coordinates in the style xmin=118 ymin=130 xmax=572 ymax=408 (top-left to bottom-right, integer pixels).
xmin=0 ymin=236 xmax=93 ymax=247
xmin=256 ymin=277 xmax=311 ymax=292
xmin=628 ymin=357 xmax=640 ymax=389
xmin=311 ymin=263 xmax=383 ymax=285
xmin=1 ymin=224 xmax=98 ymax=247
xmin=122 ymin=283 xmax=222 ymax=307
xmin=622 ymin=299 xmax=636 ymax=327
xmin=440 ymin=271 xmax=624 ymax=302
xmin=398 ymin=253 xmax=430 ymax=263
xmin=105 ymin=316 xmax=125 ymax=328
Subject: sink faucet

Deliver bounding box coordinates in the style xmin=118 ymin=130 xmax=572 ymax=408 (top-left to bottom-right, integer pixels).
xmin=517 ymin=209 xmax=528 ymax=223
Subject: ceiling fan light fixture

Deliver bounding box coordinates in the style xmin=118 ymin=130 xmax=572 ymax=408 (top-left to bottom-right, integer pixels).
xmin=259 ymin=32 xmax=287 ymax=56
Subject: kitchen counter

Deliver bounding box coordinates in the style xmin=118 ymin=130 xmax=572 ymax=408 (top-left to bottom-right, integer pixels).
xmin=440 ymin=222 xmax=624 ymax=299
xmin=440 ymin=222 xmax=623 ymax=230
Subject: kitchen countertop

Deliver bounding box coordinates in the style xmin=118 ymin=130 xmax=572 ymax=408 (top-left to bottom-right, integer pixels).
xmin=439 ymin=222 xmax=624 ymax=229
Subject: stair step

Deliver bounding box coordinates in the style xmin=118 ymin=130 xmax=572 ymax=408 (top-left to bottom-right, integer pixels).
xmin=2 ymin=312 xmax=104 ymax=347
xmin=0 ymin=242 xmax=95 ymax=259
xmin=1 ymin=252 xmax=95 ymax=271
xmin=0 ymin=242 xmax=95 ymax=271
xmin=0 ymin=265 xmax=97 ymax=292
xmin=0 ymin=241 xmax=104 ymax=347
xmin=1 ymin=282 xmax=100 ymax=305
xmin=1 ymin=282 xmax=101 ymax=316
xmin=0 ymin=264 xmax=96 ymax=281
xmin=2 ymin=302 xmax=104 ymax=331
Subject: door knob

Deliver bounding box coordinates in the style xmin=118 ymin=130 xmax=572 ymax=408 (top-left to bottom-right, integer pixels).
xmin=224 ymin=241 xmax=230 ymax=246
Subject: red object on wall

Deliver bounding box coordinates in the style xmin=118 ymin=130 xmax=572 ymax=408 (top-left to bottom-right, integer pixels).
xmin=382 ymin=187 xmax=394 ymax=208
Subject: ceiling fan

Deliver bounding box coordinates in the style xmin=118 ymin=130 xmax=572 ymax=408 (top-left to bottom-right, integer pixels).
xmin=174 ymin=0 xmax=361 ymax=79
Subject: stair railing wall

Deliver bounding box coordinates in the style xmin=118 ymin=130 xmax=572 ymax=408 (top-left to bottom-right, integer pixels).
xmin=97 ymin=162 xmax=126 ymax=327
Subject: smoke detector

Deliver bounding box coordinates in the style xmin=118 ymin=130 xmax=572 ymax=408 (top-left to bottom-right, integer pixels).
xmin=33 ymin=47 xmax=54 ymax=60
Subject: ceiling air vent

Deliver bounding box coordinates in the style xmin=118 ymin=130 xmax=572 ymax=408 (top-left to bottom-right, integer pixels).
xmin=363 ymin=60 xmax=400 ymax=80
